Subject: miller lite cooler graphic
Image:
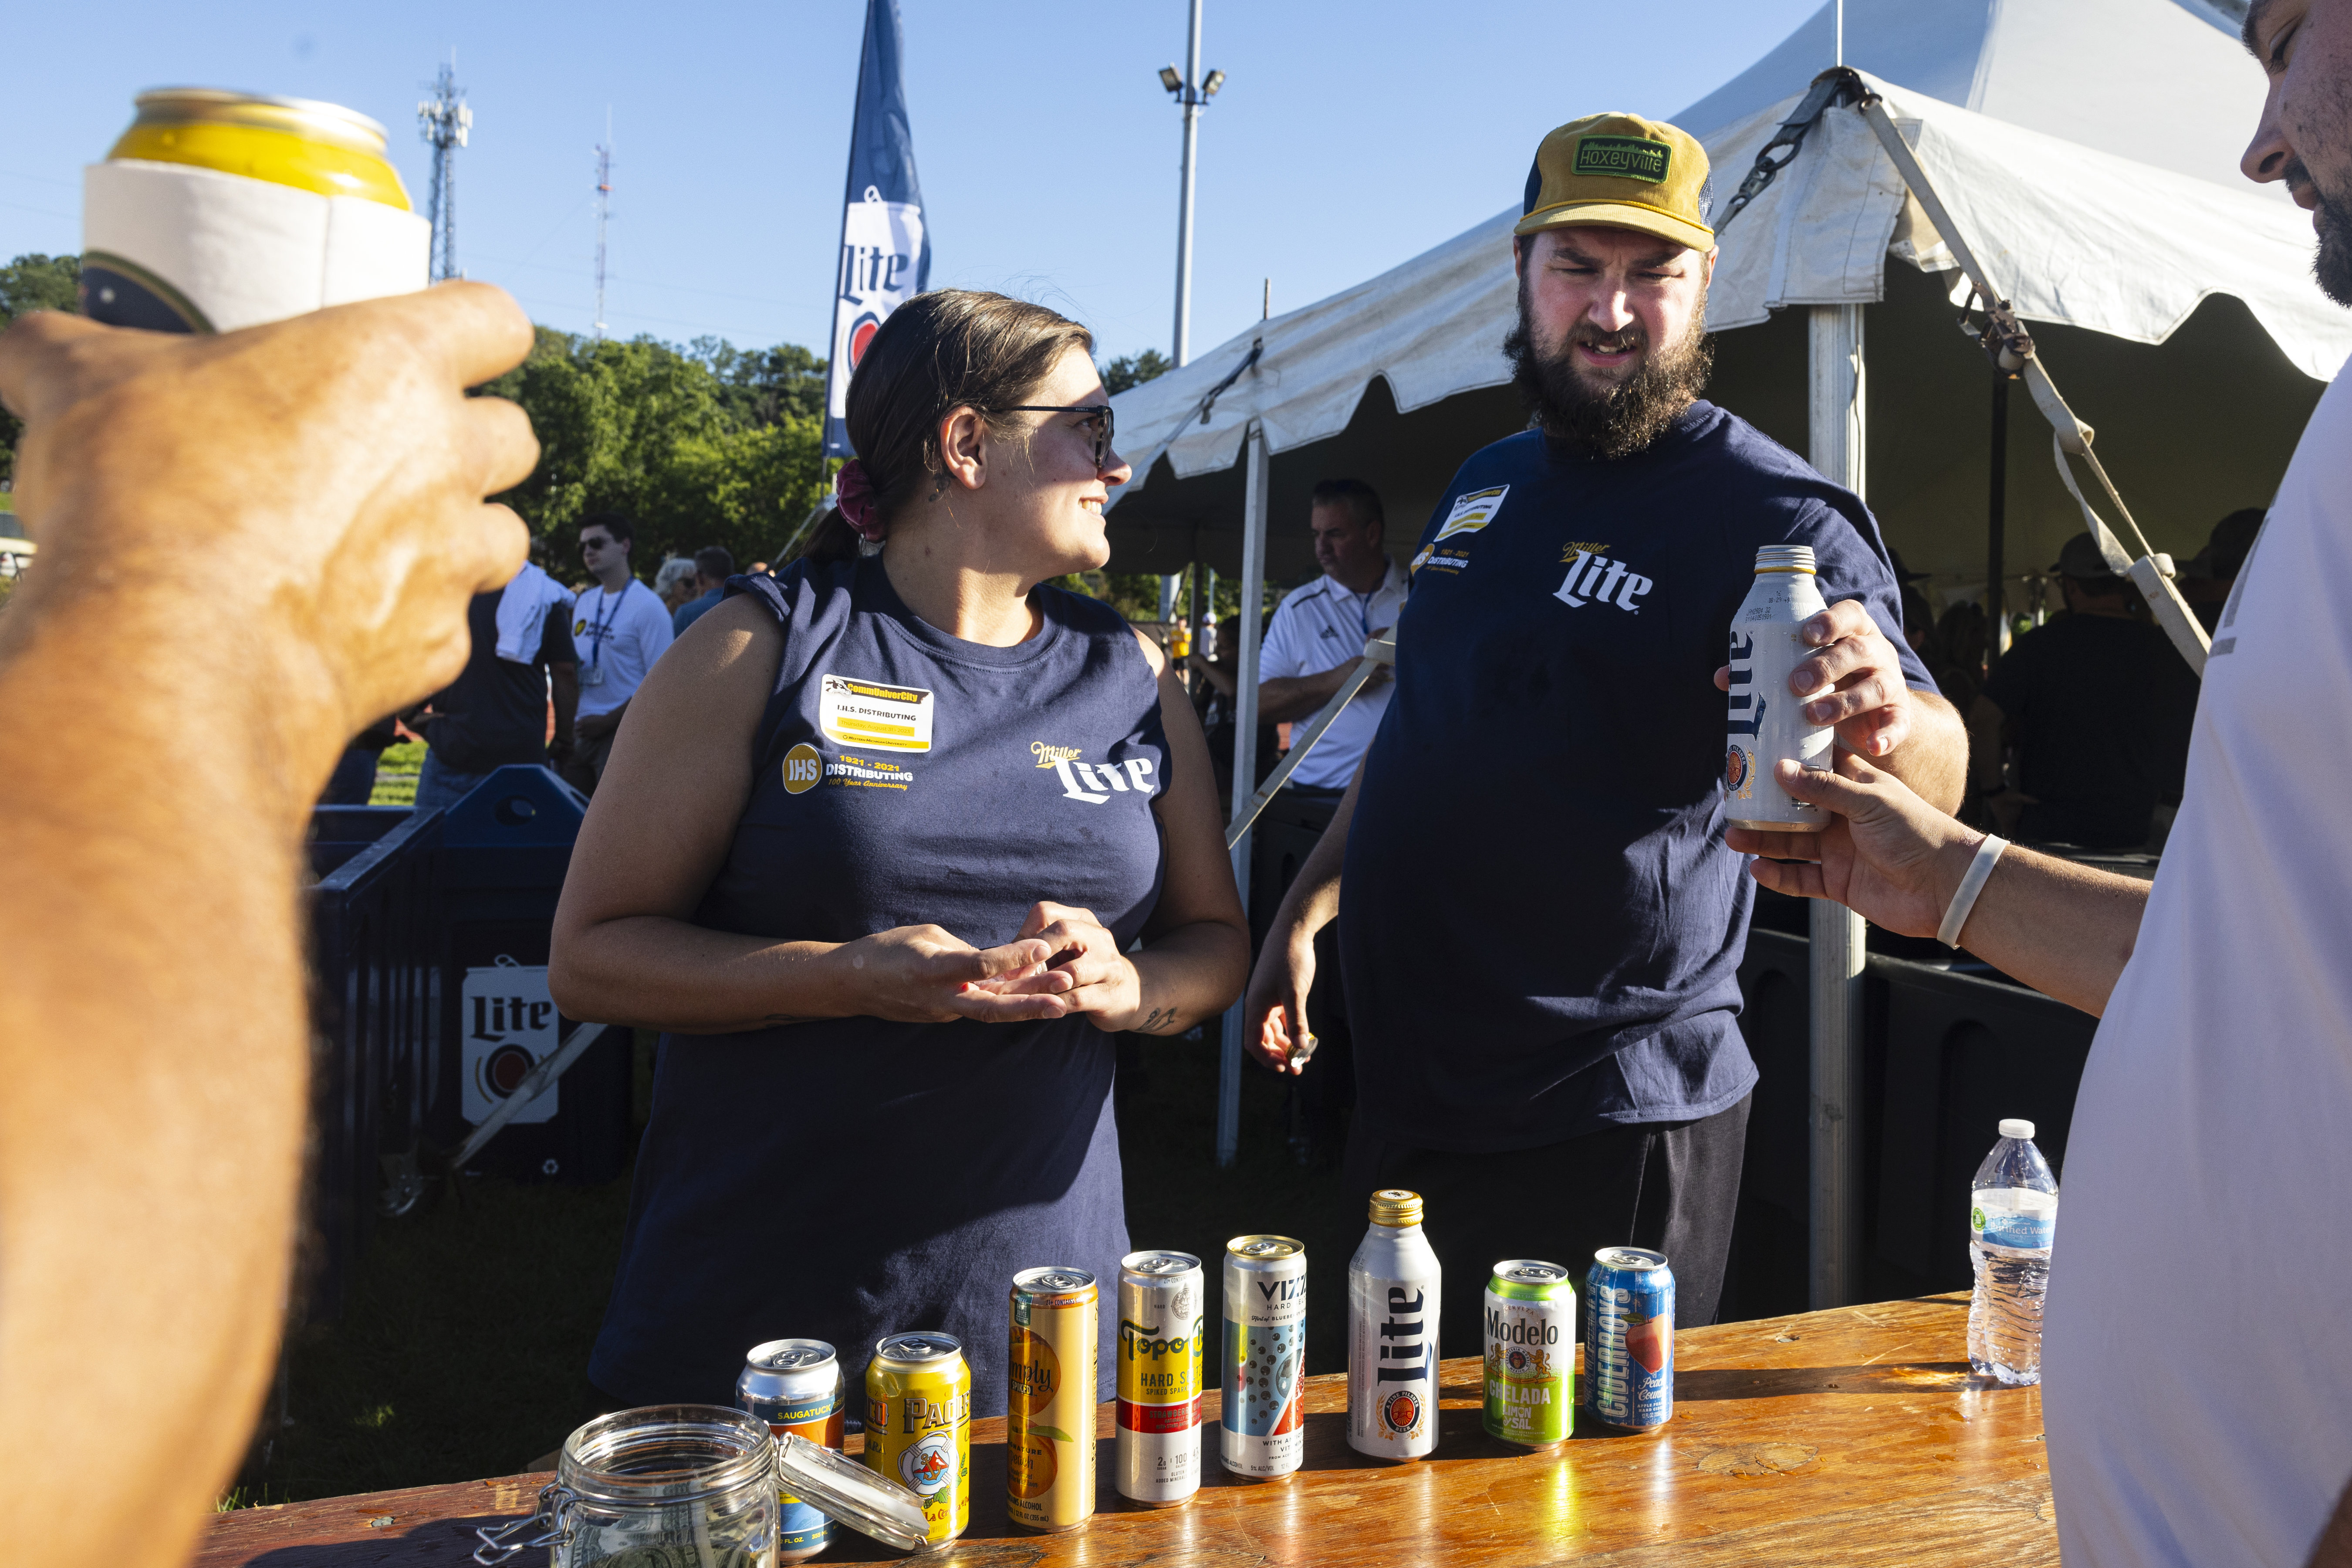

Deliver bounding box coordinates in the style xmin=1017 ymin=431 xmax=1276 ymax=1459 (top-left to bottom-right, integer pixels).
xmin=460 ymin=956 xmax=561 ymax=1125
xmin=1347 ymin=1190 xmax=1441 ymax=1460
xmin=1724 ymin=543 xmax=1834 ymax=832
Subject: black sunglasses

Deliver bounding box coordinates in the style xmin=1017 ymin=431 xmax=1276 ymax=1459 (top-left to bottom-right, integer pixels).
xmin=988 ymin=404 xmax=1115 ymax=471
xmin=580 ymin=536 xmax=614 ymax=552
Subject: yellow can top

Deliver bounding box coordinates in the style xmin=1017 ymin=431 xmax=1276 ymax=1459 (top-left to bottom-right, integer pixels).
xmin=1369 ymin=1189 xmax=1424 ymax=1227
xmin=108 ymin=88 xmax=412 ymax=210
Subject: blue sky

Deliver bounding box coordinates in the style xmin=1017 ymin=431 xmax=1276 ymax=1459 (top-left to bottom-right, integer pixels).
xmin=4 ymin=0 xmax=1824 ymax=365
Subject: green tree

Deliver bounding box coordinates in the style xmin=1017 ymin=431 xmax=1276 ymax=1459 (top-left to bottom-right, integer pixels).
xmin=1101 ymin=349 xmax=1171 ymax=395
xmin=0 ymin=254 xmax=82 ymax=491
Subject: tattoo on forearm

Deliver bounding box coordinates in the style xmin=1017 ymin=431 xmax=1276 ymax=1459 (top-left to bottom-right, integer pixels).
xmin=1133 ymin=1007 xmax=1180 ymax=1034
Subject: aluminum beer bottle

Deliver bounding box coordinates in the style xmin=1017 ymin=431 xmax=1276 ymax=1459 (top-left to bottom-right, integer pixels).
xmin=1347 ymin=1189 xmax=1441 ymax=1460
xmin=735 ymin=1338 xmax=846 ymax=1562
xmin=1482 ymin=1261 xmax=1574 ymax=1447
xmin=863 ymin=1331 xmax=971 ymax=1545
xmin=1220 ymin=1235 xmax=1307 ymax=1479
xmin=1117 ymin=1250 xmax=1205 ymax=1505
xmin=83 ymin=89 xmax=429 ymax=334
xmin=1724 ymin=543 xmax=1834 ymax=832
xmin=1007 ymin=1267 xmax=1098 ymax=1532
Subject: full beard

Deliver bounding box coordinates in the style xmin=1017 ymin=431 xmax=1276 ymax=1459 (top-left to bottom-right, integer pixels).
xmin=2286 ymin=156 xmax=2352 ymax=305
xmin=1502 ymin=277 xmax=1714 ymax=461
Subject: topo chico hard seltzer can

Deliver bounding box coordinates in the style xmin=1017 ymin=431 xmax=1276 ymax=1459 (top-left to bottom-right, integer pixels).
xmin=1117 ymin=1250 xmax=1205 ymax=1506
xmin=1007 ymin=1267 xmax=1098 ymax=1533
xmin=82 ymin=88 xmax=430 ymax=334
xmin=864 ymin=1331 xmax=971 ymax=1544
xmin=736 ymin=1338 xmax=846 ymax=1563
xmin=1347 ymin=1190 xmax=1442 ymax=1461
xmin=1220 ymin=1235 xmax=1307 ymax=1479
xmin=1583 ymin=1248 xmax=1675 ymax=1432
xmin=1482 ymin=1260 xmax=1575 ymax=1448
xmin=1724 ymin=543 xmax=1834 ymax=832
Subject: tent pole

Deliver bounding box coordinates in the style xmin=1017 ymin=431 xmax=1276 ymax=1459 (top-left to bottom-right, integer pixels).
xmin=1217 ymin=419 xmax=1270 ymax=1168
xmin=1807 ymin=304 xmax=1868 ymax=1311
xmin=1987 ymin=372 xmax=2011 ymax=660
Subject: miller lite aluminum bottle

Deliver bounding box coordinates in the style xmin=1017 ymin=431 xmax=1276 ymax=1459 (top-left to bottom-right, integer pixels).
xmin=1346 ymin=1190 xmax=1441 ymax=1460
xmin=1724 ymin=543 xmax=1834 ymax=832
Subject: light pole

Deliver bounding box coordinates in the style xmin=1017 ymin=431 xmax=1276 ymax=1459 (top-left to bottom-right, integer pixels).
xmin=1159 ymin=4 xmax=1225 ymax=368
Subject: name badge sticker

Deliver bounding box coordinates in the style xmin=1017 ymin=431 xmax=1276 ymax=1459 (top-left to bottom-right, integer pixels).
xmin=819 ymin=673 xmax=935 ymax=753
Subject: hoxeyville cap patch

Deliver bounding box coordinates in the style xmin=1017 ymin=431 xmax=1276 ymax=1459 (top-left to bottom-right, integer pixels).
xmin=1517 ymin=112 xmax=1714 ymax=252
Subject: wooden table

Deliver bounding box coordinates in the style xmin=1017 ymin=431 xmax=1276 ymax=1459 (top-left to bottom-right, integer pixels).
xmin=199 ymin=1292 xmax=2055 ymax=1566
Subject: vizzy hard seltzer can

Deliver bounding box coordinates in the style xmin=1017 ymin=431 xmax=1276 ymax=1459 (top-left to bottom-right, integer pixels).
xmin=1007 ymin=1267 xmax=1098 ymax=1533
xmin=1482 ymin=1261 xmax=1574 ymax=1448
xmin=1220 ymin=1235 xmax=1307 ymax=1479
xmin=82 ymin=89 xmax=431 ymax=335
xmin=1583 ymin=1248 xmax=1676 ymax=1432
xmin=1117 ymin=1250 xmax=1204 ymax=1506
xmin=1724 ymin=543 xmax=1834 ymax=832
xmin=1347 ymin=1190 xmax=1441 ymax=1461
xmin=863 ymin=1331 xmax=971 ymax=1544
xmin=736 ymin=1338 xmax=845 ymax=1563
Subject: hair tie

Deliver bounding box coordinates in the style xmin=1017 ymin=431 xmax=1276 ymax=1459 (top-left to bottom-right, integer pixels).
xmin=834 ymin=460 xmax=885 ymax=543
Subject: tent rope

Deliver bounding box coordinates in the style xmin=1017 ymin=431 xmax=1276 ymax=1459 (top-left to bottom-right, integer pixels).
xmin=1714 ymin=68 xmax=1866 ymax=234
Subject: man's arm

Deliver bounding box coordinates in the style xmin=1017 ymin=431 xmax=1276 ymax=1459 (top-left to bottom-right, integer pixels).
xmin=1260 ymin=657 xmax=1387 ymax=723
xmin=549 ymin=661 xmax=580 ymax=760
xmin=0 ymin=285 xmax=538 ymax=1568
xmin=1240 ymin=756 xmax=1364 ymax=1074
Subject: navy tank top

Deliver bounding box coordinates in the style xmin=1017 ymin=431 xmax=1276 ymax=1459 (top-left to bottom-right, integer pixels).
xmin=589 ymin=557 xmax=1169 ymax=1417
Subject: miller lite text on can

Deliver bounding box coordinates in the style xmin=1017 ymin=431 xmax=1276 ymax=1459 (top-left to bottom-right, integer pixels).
xmin=1724 ymin=543 xmax=1834 ymax=832
xmin=863 ymin=1331 xmax=971 ymax=1544
xmin=1482 ymin=1261 xmax=1574 ymax=1448
xmin=1220 ymin=1235 xmax=1307 ymax=1479
xmin=736 ymin=1338 xmax=845 ymax=1562
xmin=1583 ymin=1248 xmax=1675 ymax=1432
xmin=1347 ymin=1190 xmax=1442 ymax=1461
xmin=1007 ymin=1267 xmax=1098 ymax=1533
xmin=82 ymin=89 xmax=429 ymax=335
xmin=1117 ymin=1250 xmax=1205 ymax=1506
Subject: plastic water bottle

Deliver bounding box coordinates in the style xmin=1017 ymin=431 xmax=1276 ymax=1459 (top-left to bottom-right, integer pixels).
xmin=1967 ymin=1118 xmax=2058 ymax=1384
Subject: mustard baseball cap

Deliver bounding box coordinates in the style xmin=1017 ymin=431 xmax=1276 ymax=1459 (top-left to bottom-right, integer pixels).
xmin=1516 ymin=112 xmax=1714 ymax=253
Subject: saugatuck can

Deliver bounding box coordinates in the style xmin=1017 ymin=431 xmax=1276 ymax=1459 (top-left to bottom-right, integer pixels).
xmin=82 ymin=88 xmax=430 ymax=334
xmin=1347 ymin=1189 xmax=1441 ymax=1461
xmin=1724 ymin=543 xmax=1834 ymax=832
xmin=1007 ymin=1267 xmax=1098 ymax=1533
xmin=1220 ymin=1235 xmax=1306 ymax=1479
xmin=1117 ymin=1250 xmax=1205 ymax=1506
xmin=736 ymin=1338 xmax=845 ymax=1562
xmin=864 ymin=1330 xmax=971 ymax=1544
xmin=1584 ymin=1248 xmax=1675 ymax=1432
xmin=1482 ymin=1261 xmax=1574 ymax=1447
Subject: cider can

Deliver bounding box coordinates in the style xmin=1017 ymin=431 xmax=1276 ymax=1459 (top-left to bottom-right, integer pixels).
xmin=736 ymin=1338 xmax=845 ymax=1562
xmin=1481 ymin=1261 xmax=1574 ymax=1448
xmin=1583 ymin=1248 xmax=1675 ymax=1432
xmin=1007 ymin=1267 xmax=1098 ymax=1533
xmin=82 ymin=88 xmax=429 ymax=335
xmin=863 ymin=1331 xmax=971 ymax=1544
xmin=1116 ymin=1250 xmax=1204 ymax=1506
xmin=1220 ymin=1234 xmax=1306 ymax=1479
xmin=1346 ymin=1190 xmax=1441 ymax=1461
xmin=1724 ymin=543 xmax=1834 ymax=831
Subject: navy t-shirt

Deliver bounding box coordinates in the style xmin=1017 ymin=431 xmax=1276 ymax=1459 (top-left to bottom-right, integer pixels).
xmin=1340 ymin=401 xmax=1935 ymax=1150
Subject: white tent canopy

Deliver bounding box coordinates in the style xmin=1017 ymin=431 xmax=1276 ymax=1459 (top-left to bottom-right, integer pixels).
xmin=1105 ymin=0 xmax=2344 ymax=596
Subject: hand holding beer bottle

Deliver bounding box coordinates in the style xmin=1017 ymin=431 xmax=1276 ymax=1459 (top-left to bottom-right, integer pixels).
xmin=1711 ymin=598 xmax=1922 ymax=760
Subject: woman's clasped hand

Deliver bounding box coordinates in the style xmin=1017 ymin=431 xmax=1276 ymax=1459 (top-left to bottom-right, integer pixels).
xmin=827 ymin=901 xmax=1142 ymax=1027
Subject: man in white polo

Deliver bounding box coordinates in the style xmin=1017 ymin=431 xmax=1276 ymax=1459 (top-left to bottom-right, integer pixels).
xmin=1255 ymin=477 xmax=1407 ymax=789
xmin=568 ymin=511 xmax=674 ymax=795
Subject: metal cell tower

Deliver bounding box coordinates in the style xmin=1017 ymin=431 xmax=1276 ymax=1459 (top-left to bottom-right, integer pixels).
xmin=594 ymin=115 xmax=612 ymax=340
xmin=417 ymin=58 xmax=471 ymax=282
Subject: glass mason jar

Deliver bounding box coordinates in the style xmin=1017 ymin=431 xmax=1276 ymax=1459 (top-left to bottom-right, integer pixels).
xmin=474 ymin=1404 xmax=777 ymax=1567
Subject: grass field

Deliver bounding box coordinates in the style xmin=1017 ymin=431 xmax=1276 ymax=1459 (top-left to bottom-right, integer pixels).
xmin=241 ymin=1027 xmax=1358 ymax=1503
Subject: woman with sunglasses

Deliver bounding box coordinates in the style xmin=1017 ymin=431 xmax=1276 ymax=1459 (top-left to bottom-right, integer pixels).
xmin=549 ymin=290 xmax=1247 ymax=1419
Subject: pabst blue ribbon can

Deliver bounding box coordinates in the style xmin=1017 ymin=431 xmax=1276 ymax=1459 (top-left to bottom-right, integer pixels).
xmin=1583 ymin=1248 xmax=1675 ymax=1432
xmin=1725 ymin=543 xmax=1833 ymax=831
xmin=1220 ymin=1235 xmax=1306 ymax=1479
xmin=736 ymin=1338 xmax=845 ymax=1562
xmin=1482 ymin=1261 xmax=1574 ymax=1447
xmin=1347 ymin=1190 xmax=1441 ymax=1460
xmin=1117 ymin=1250 xmax=1204 ymax=1506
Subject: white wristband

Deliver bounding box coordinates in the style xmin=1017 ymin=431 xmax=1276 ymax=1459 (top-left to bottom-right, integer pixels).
xmin=1936 ymin=834 xmax=2010 ymax=950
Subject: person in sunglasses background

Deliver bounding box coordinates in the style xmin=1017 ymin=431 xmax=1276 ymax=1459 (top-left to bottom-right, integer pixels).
xmin=565 ymin=512 xmax=674 ymax=796
xmin=548 ymin=288 xmax=1248 ymax=1418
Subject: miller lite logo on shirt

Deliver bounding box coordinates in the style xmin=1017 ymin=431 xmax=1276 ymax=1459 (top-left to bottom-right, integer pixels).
xmin=1032 ymin=740 xmax=1156 ymax=805
xmin=1554 ymin=547 xmax=1655 ymax=613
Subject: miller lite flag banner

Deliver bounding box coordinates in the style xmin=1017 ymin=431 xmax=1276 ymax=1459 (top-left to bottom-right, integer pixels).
xmin=823 ymin=0 xmax=931 ymax=458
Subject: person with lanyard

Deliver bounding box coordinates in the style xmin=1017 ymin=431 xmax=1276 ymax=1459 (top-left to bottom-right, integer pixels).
xmin=566 ymin=512 xmax=673 ymax=795
xmin=548 ymin=290 xmax=1248 ymax=1416
xmin=1244 ymin=112 xmax=1966 ymax=1348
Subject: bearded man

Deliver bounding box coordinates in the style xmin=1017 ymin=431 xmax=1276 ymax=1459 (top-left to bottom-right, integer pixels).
xmin=1243 ymin=112 xmax=1966 ymax=1345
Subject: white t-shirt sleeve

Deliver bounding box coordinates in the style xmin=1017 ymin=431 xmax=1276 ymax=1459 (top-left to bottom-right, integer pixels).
xmin=632 ymin=588 xmax=676 ymax=663
xmin=1258 ymin=595 xmax=1308 ymax=681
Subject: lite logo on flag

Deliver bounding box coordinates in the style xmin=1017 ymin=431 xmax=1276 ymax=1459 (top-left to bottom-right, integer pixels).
xmin=824 ymin=0 xmax=932 ymax=457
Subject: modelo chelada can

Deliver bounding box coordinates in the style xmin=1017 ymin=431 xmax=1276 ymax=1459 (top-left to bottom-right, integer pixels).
xmin=1583 ymin=1248 xmax=1674 ymax=1432
xmin=82 ymin=88 xmax=430 ymax=334
xmin=1221 ymin=1234 xmax=1306 ymax=1479
xmin=1117 ymin=1249 xmax=1204 ymax=1506
xmin=736 ymin=1338 xmax=845 ymax=1562
xmin=1482 ymin=1260 xmax=1573 ymax=1447
xmin=1007 ymin=1267 xmax=1098 ymax=1532
xmin=864 ymin=1330 xmax=970 ymax=1544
